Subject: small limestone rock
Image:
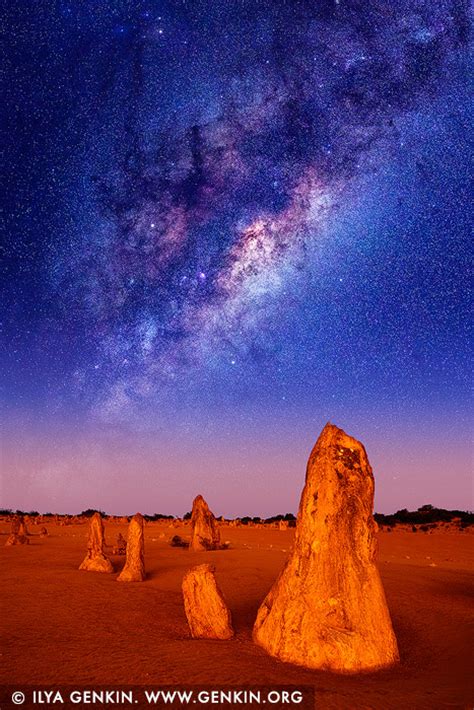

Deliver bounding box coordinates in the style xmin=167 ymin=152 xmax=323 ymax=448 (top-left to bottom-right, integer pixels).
xmin=117 ymin=514 xmax=146 ymax=582
xmin=5 ymin=515 xmax=29 ymax=546
xmin=5 ymin=533 xmax=29 ymax=546
xmin=190 ymin=495 xmax=221 ymax=551
xmin=182 ymin=564 xmax=234 ymax=639
xmin=79 ymin=513 xmax=113 ymax=573
xmin=112 ymin=533 xmax=127 ymax=555
xmin=253 ymin=422 xmax=399 ymax=673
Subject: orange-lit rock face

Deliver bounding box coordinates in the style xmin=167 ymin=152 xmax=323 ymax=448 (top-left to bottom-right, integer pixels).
xmin=253 ymin=422 xmax=400 ymax=673
xmin=79 ymin=513 xmax=113 ymax=574
xmin=10 ymin=516 xmax=21 ymax=535
xmin=18 ymin=517 xmax=29 ymax=537
xmin=182 ymin=564 xmax=234 ymax=640
xmin=117 ymin=514 xmax=146 ymax=582
xmin=190 ymin=495 xmax=221 ymax=551
xmin=5 ymin=515 xmax=29 ymax=546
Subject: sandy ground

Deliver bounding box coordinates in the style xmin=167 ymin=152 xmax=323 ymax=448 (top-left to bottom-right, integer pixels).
xmin=1 ymin=521 xmax=473 ymax=709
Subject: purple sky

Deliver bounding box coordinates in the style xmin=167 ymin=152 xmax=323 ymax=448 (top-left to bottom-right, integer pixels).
xmin=2 ymin=407 xmax=472 ymax=517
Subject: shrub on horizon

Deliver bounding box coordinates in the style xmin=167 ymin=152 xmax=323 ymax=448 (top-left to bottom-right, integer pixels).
xmin=80 ymin=508 xmax=108 ymax=518
xmin=144 ymin=513 xmax=174 ymax=522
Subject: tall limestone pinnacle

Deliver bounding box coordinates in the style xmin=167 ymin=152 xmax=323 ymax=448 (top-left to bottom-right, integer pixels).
xmin=253 ymin=422 xmax=399 ymax=672
xmin=117 ymin=513 xmax=146 ymax=582
xmin=190 ymin=495 xmax=221 ymax=551
xmin=79 ymin=512 xmax=114 ymax=573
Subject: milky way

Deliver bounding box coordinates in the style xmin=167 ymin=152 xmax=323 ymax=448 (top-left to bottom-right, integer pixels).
xmin=40 ymin=0 xmax=468 ymax=419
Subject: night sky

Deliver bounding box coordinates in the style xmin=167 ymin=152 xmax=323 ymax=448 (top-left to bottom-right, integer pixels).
xmin=2 ymin=0 xmax=472 ymax=516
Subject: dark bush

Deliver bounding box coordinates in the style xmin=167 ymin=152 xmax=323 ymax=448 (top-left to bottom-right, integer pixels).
xmin=374 ymin=507 xmax=473 ymax=527
xmin=144 ymin=513 xmax=174 ymax=522
xmin=80 ymin=509 xmax=108 ymax=518
xmin=170 ymin=535 xmax=189 ymax=548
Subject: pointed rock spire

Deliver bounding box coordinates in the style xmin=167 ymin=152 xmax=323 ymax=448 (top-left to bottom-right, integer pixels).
xmin=79 ymin=512 xmax=113 ymax=573
xmin=190 ymin=495 xmax=221 ymax=551
xmin=253 ymin=422 xmax=399 ymax=672
xmin=117 ymin=513 xmax=146 ymax=582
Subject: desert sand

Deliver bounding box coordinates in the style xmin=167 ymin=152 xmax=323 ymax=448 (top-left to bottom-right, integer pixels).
xmin=1 ymin=520 xmax=473 ymax=709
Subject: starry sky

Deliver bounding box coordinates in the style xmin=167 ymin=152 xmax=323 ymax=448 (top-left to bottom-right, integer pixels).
xmin=2 ymin=0 xmax=472 ymax=516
